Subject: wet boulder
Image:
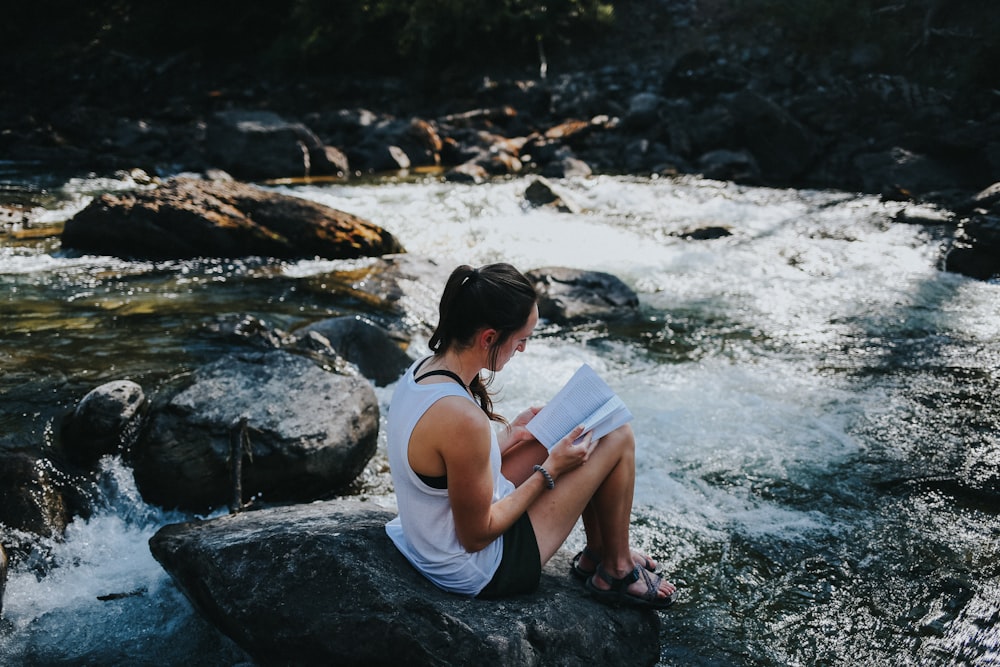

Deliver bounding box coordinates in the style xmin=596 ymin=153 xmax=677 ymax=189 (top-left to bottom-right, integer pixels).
xmin=294 ymin=315 xmax=412 ymax=387
xmin=300 ymin=254 xmax=452 ymax=341
xmin=969 ymin=182 xmax=1000 ymax=211
xmin=540 ymin=152 xmax=593 ymax=179
xmin=60 ymin=380 xmax=147 ymax=466
xmin=943 ymin=182 xmax=1000 ymax=280
xmin=527 ymin=267 xmax=640 ymax=325
xmin=853 ymin=146 xmax=965 ymax=200
xmin=61 ymin=177 xmax=403 ymax=261
xmin=944 ymin=215 xmax=1000 ymax=281
xmin=0 ymin=453 xmax=69 ymax=538
xmin=679 ymin=226 xmax=733 ymax=240
xmin=444 ymin=161 xmax=489 ymax=183
xmin=205 ymin=110 xmax=347 ymax=180
xmin=133 ymin=350 xmax=378 ymax=512
xmin=347 ymin=117 xmax=444 ymax=173
xmin=697 ymin=148 xmax=761 ymax=184
xmin=623 ymin=92 xmax=665 ymax=131
xmin=149 ymin=498 xmax=661 ymax=667
xmin=524 ymin=176 xmax=582 ymax=214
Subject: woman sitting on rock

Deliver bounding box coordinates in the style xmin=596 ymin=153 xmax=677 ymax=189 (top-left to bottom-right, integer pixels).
xmin=385 ymin=262 xmax=676 ymax=608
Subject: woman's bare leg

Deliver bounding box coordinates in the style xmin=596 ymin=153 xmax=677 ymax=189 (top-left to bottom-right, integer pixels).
xmin=519 ymin=425 xmax=674 ymax=601
xmin=581 ymin=503 xmax=603 ymax=556
xmin=504 ymin=447 xmax=657 ymax=572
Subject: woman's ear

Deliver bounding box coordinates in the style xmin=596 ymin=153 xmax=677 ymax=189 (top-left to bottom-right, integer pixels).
xmin=480 ymin=329 xmax=497 ymax=349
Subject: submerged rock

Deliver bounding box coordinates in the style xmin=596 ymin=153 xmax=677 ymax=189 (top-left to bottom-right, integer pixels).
xmin=524 ymin=176 xmax=582 ymax=213
xmin=149 ymin=498 xmax=662 ymax=666
xmin=61 ymin=177 xmax=404 ymax=261
xmin=133 ymin=350 xmax=378 ymax=512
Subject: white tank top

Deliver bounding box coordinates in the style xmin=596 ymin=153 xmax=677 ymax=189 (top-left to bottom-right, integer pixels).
xmin=385 ymin=358 xmax=515 ymax=596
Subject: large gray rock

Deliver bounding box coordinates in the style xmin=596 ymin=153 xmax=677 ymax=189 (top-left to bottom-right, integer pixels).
xmin=149 ymin=499 xmax=661 ymax=666
xmin=527 ymin=267 xmax=640 ymax=325
xmin=61 ymin=177 xmax=403 ymax=261
xmin=133 ymin=350 xmax=378 ymax=512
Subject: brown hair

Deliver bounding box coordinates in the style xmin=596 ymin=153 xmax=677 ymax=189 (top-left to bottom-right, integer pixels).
xmin=428 ymin=263 xmax=537 ymax=422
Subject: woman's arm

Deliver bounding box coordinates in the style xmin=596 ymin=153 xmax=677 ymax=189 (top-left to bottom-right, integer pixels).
xmin=433 ymin=401 xmax=589 ymax=553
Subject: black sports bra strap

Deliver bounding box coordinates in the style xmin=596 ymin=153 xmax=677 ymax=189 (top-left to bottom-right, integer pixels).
xmin=414 ymin=369 xmax=467 ymax=389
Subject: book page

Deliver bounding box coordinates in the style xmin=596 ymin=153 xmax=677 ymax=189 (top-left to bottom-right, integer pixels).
xmin=525 ymin=364 xmax=633 ymax=449
xmin=580 ymin=394 xmax=632 ymax=441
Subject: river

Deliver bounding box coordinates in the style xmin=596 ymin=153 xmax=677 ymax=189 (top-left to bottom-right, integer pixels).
xmin=1 ymin=172 xmax=998 ymax=666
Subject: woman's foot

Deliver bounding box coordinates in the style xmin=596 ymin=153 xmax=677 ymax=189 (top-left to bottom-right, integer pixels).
xmin=571 ymin=546 xmax=659 ymax=580
xmin=585 ymin=563 xmax=677 ymax=609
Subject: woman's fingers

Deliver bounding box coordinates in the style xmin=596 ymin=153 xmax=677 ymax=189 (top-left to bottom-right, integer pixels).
xmin=575 ymin=430 xmax=594 ymax=463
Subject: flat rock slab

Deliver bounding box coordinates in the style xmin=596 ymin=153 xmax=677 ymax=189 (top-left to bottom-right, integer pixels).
xmin=150 ymin=499 xmax=661 ymax=666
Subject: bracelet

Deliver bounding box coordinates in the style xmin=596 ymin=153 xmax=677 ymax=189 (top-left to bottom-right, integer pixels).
xmin=533 ymin=464 xmax=555 ymax=490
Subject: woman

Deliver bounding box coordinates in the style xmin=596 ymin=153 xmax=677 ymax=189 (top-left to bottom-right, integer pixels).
xmin=385 ymin=263 xmax=675 ymax=608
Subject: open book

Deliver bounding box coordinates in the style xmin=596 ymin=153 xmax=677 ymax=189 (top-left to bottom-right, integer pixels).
xmin=525 ymin=364 xmax=633 ymax=450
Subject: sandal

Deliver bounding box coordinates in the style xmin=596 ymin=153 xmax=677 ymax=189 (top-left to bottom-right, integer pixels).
xmin=585 ymin=564 xmax=676 ymax=610
xmin=571 ymin=546 xmax=658 ymax=580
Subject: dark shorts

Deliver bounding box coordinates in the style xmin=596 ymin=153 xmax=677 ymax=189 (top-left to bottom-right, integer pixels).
xmin=476 ymin=512 xmax=541 ymax=599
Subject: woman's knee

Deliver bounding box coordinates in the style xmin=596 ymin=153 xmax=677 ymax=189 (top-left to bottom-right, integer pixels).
xmin=603 ymin=423 xmax=635 ymax=455
xmin=588 ymin=424 xmax=634 ymax=470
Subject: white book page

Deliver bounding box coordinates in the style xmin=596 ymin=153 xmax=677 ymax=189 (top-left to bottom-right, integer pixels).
xmin=579 ymin=394 xmax=632 ymax=442
xmin=525 ymin=364 xmax=633 ymax=449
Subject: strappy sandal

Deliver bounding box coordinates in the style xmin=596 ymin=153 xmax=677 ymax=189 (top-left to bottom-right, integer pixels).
xmin=585 ymin=564 xmax=676 ymax=610
xmin=571 ymin=546 xmax=658 ymax=580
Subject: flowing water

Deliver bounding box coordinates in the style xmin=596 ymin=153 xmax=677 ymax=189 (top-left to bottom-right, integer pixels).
xmin=0 ymin=172 xmax=998 ymax=666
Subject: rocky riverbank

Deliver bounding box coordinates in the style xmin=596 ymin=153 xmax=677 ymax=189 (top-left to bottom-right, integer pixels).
xmin=3 ymin=2 xmax=999 ymax=277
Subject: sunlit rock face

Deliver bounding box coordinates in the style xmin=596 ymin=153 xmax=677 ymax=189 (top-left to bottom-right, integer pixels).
xmin=61 ymin=177 xmax=404 ymax=261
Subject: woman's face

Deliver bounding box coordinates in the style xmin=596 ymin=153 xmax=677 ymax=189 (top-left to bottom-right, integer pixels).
xmin=492 ymin=303 xmax=539 ymax=371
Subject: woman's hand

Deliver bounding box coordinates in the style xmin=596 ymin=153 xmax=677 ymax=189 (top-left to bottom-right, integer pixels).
xmin=499 ymin=406 xmax=543 ymax=453
xmin=545 ymin=425 xmax=597 ymax=478
xmin=510 ymin=406 xmax=541 ymax=429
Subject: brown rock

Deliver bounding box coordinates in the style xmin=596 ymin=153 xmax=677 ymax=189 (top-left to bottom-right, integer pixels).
xmin=61 ymin=177 xmax=404 ymax=260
